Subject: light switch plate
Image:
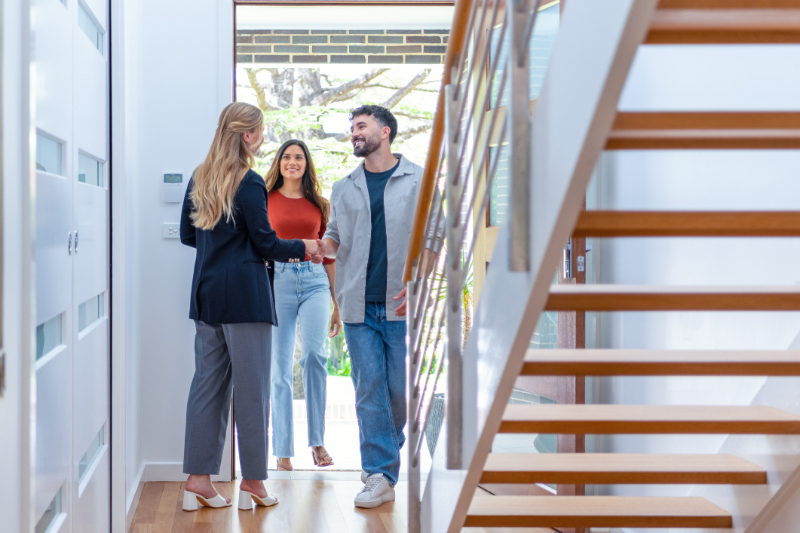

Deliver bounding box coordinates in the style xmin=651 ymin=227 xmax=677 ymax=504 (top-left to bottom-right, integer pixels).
xmin=162 ymin=223 xmax=180 ymax=239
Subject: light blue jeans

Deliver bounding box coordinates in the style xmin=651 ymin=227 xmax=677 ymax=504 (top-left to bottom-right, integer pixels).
xmin=270 ymin=261 xmax=331 ymax=458
xmin=344 ymin=303 xmax=407 ymax=486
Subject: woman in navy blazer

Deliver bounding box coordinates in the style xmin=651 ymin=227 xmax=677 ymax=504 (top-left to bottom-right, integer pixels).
xmin=178 ymin=102 xmax=324 ymax=512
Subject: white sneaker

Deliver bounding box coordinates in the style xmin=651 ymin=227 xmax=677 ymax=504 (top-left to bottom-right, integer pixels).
xmin=361 ymin=470 xmax=368 ymax=484
xmin=354 ymin=474 xmax=395 ymax=509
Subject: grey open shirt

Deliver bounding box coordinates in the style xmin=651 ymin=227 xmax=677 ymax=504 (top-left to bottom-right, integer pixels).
xmin=324 ymin=154 xmax=444 ymax=324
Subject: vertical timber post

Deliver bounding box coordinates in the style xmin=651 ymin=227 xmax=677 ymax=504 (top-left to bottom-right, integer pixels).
xmin=508 ymin=0 xmax=531 ymax=272
xmin=445 ymin=80 xmax=464 ymax=470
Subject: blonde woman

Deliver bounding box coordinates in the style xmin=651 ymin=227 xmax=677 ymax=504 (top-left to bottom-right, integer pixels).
xmin=179 ymin=102 xmax=323 ymax=511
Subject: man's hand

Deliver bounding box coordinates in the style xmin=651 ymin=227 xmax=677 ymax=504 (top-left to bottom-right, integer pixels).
xmin=322 ymin=237 xmax=339 ymax=259
xmin=393 ymin=287 xmax=407 ymax=317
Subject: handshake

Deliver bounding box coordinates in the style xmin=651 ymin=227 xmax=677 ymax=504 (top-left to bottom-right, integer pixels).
xmin=303 ymin=239 xmax=328 ymax=264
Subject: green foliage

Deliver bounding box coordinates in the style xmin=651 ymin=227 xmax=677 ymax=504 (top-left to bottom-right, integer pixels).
xmin=237 ymin=66 xmax=443 ymax=198
xmin=328 ymin=352 xmax=351 ymax=377
xmin=326 ymin=329 xmax=351 ymax=377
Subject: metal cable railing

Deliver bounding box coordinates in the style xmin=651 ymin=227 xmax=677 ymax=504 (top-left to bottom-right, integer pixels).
xmin=406 ymin=0 xmax=544 ymax=530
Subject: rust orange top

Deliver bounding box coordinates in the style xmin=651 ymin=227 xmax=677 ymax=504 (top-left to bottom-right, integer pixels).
xmin=268 ymin=190 xmax=334 ymax=265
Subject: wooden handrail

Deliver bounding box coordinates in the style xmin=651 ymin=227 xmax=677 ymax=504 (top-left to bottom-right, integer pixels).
xmin=403 ymin=0 xmax=474 ymax=283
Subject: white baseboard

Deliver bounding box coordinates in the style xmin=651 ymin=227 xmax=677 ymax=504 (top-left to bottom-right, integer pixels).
xmin=126 ymin=464 xmax=145 ymax=532
xmin=141 ymin=462 xmax=232 ymax=483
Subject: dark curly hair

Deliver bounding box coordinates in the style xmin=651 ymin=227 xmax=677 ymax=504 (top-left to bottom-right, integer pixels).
xmin=349 ymin=105 xmax=398 ymax=144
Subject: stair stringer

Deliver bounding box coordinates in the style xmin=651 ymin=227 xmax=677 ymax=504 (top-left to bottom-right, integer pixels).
xmin=418 ymin=1 xmax=659 ymax=532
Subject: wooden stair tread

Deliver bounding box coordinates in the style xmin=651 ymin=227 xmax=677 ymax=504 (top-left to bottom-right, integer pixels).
xmin=546 ymin=284 xmax=800 ymax=311
xmin=481 ymin=453 xmax=766 ymax=484
xmin=659 ymin=1 xmax=800 ymax=8
xmin=465 ymin=496 xmax=732 ymax=528
xmin=521 ymin=349 xmax=800 ymax=376
xmin=573 ymin=210 xmax=800 ymax=237
xmin=500 ymin=404 xmax=800 ymax=434
xmin=648 ymin=9 xmax=800 ymax=44
xmin=607 ymin=112 xmax=800 ymax=149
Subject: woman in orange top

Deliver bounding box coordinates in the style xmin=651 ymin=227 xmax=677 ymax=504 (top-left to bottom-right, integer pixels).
xmin=264 ymin=139 xmax=343 ymax=470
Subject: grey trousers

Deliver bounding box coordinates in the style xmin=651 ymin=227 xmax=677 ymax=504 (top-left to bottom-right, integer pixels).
xmin=183 ymin=320 xmax=272 ymax=480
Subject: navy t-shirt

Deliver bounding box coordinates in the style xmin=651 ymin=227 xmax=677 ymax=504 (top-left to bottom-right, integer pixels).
xmin=364 ymin=159 xmax=400 ymax=303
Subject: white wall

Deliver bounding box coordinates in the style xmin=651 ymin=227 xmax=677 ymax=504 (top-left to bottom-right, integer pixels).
xmin=596 ymin=44 xmax=800 ymax=531
xmin=0 ymin=1 xmax=34 ymax=531
xmin=132 ymin=0 xmax=233 ymax=481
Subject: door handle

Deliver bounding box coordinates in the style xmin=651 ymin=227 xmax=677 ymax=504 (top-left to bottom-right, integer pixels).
xmin=74 ymin=230 xmax=79 ymax=254
xmin=68 ymin=232 xmax=73 ymax=256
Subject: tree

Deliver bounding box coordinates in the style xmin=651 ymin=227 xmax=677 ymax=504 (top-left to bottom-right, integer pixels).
xmin=236 ymin=66 xmax=442 ymax=194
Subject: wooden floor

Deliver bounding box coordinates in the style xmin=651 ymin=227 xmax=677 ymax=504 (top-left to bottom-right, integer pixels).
xmin=129 ymin=480 xmax=552 ymax=533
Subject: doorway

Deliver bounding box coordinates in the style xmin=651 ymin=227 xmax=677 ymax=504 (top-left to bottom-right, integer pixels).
xmin=233 ymin=1 xmax=450 ymax=475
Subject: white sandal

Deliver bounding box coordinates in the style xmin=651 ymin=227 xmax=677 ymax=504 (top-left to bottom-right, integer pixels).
xmin=182 ymin=490 xmax=231 ymax=511
xmin=238 ymin=489 xmax=278 ymax=510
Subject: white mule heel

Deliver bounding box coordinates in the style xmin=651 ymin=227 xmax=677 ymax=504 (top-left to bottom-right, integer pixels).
xmin=238 ymin=489 xmax=278 ymax=510
xmin=182 ymin=490 xmax=231 ymax=511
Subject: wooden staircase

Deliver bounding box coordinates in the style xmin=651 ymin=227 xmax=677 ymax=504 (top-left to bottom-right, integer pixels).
xmin=463 ymin=0 xmax=800 ymax=529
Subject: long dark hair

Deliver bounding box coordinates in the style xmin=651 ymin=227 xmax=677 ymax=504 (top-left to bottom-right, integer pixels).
xmin=264 ymin=139 xmax=329 ymax=224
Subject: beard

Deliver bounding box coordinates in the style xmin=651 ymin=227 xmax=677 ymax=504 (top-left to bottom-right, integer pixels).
xmin=352 ymin=132 xmax=382 ymax=157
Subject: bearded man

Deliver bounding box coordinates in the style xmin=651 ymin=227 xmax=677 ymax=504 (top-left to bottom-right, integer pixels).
xmin=321 ymin=104 xmax=441 ymax=508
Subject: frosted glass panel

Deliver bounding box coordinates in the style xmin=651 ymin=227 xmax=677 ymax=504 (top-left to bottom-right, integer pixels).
xmin=530 ymin=310 xmax=558 ymax=349
xmin=35 ymin=488 xmax=62 ymax=533
xmin=36 ymin=314 xmax=63 ymax=361
xmin=78 ymin=153 xmax=103 ymax=187
xmin=79 ymin=424 xmax=105 ymax=481
xmin=490 ymin=4 xmax=560 ymax=108
xmin=78 ymin=3 xmax=103 ymax=53
xmin=36 ymin=134 xmax=63 ymax=176
xmin=78 ymin=293 xmax=105 ymax=332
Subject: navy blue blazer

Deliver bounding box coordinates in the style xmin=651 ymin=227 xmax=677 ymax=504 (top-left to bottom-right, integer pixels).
xmin=180 ymin=169 xmax=306 ymax=325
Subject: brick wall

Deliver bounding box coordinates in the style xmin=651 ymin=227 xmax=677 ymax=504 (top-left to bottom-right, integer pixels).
xmin=236 ymin=29 xmax=450 ymax=65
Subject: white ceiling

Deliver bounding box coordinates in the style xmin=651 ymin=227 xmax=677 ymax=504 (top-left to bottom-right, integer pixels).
xmin=236 ymin=5 xmax=455 ymax=30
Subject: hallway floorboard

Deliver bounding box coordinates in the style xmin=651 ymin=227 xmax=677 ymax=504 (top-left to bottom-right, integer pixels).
xmin=129 ymin=480 xmax=550 ymax=532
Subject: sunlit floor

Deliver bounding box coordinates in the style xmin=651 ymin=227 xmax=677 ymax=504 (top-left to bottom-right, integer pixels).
xmin=261 ymin=418 xmax=363 ymax=472
xmin=131 ymin=377 xmax=553 ymax=532
xmin=128 ymin=479 xmax=406 ymax=533
xmin=128 ymin=479 xmax=553 ymax=533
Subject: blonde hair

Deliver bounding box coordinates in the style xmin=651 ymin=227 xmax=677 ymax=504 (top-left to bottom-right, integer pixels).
xmin=190 ymin=102 xmax=263 ymax=230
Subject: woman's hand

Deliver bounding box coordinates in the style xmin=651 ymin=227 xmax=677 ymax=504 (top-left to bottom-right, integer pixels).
xmin=329 ymin=306 xmax=343 ymax=338
xmin=303 ymin=239 xmax=325 ymax=263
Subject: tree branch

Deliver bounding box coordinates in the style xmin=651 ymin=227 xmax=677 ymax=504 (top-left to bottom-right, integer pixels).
xmin=393 ymin=121 xmax=434 ymax=143
xmin=363 ymin=83 xmax=439 ymax=93
xmin=381 ymin=69 xmax=431 ymax=110
xmin=393 ymin=111 xmax=434 ymax=121
xmin=245 ymin=68 xmax=277 ymax=113
xmin=309 ymin=68 xmax=390 ymax=106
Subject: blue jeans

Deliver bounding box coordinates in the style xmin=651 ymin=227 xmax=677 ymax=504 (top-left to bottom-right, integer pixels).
xmin=270 ymin=261 xmax=331 ymax=458
xmin=344 ymin=303 xmax=407 ymax=486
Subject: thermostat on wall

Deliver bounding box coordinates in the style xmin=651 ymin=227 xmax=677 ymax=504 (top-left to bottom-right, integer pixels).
xmin=163 ymin=173 xmax=183 ymax=203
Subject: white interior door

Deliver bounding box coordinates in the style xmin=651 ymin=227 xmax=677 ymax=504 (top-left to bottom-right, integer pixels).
xmin=33 ymin=0 xmax=110 ymax=532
